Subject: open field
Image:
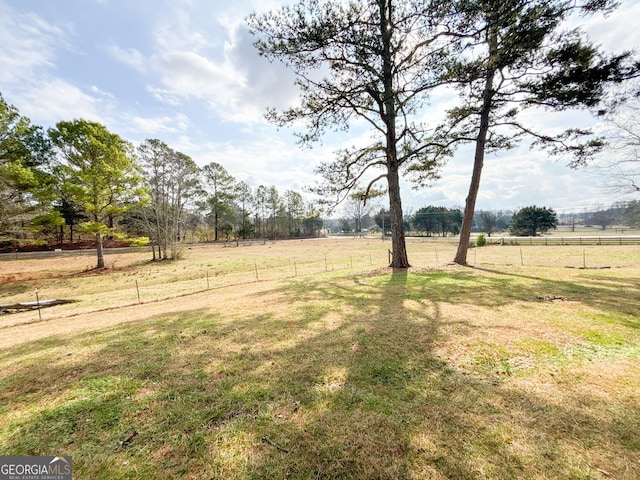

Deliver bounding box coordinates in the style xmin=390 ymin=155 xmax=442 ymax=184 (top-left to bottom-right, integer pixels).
xmin=1 ymin=238 xmax=639 ymax=479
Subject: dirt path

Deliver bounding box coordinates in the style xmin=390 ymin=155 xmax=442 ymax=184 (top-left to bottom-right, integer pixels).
xmin=0 ymin=280 xmax=275 ymax=350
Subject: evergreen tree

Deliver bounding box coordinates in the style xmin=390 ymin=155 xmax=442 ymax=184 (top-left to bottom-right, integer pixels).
xmin=248 ymin=0 xmax=449 ymax=267
xmin=49 ymin=119 xmax=144 ymax=268
xmin=508 ymin=206 xmax=557 ymax=236
xmin=429 ymin=0 xmax=639 ymax=264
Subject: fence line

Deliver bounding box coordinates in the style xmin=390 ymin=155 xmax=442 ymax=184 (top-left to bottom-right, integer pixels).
xmin=484 ymin=235 xmax=640 ymax=246
xmin=3 ymin=242 xmax=640 ymax=328
xmin=1 ymin=252 xmax=381 ymax=327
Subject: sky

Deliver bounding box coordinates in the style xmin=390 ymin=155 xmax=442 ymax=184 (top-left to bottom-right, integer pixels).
xmin=1 ymin=0 xmax=639 ymax=216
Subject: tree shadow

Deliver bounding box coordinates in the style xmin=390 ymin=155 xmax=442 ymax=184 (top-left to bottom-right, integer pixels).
xmin=471 ymin=265 xmax=640 ymax=325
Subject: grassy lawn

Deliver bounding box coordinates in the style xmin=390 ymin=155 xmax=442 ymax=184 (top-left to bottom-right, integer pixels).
xmin=0 ymin=239 xmax=639 ymax=479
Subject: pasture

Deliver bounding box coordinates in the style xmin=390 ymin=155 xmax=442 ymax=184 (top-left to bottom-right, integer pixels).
xmin=0 ymin=238 xmax=639 ymax=479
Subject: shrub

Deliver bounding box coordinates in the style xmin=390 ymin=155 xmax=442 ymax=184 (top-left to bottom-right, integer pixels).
xmin=476 ymin=234 xmax=487 ymax=247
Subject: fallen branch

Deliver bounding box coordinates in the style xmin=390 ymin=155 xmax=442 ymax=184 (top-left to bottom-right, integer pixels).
xmin=0 ymin=299 xmax=77 ymax=315
xmin=261 ymin=436 xmax=290 ymax=453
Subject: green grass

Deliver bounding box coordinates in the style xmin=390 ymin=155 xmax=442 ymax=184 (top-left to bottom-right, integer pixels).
xmin=0 ymin=241 xmax=639 ymax=478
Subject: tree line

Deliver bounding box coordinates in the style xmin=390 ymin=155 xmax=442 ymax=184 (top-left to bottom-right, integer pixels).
xmin=340 ymin=201 xmax=640 ymax=238
xmin=0 ymin=102 xmax=323 ymax=268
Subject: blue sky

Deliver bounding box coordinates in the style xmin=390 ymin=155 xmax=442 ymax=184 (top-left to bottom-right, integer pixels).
xmin=1 ymin=0 xmax=639 ymax=215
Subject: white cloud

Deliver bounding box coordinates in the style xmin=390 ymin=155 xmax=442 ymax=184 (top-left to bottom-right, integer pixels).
xmin=0 ymin=2 xmax=107 ymax=127
xmin=15 ymin=79 xmax=102 ymax=124
xmin=140 ymin=2 xmax=300 ymax=124
xmin=125 ymin=112 xmax=190 ymax=136
xmin=154 ymin=50 xmax=245 ymax=94
xmin=579 ymin=2 xmax=640 ymax=52
xmin=0 ymin=3 xmax=68 ymax=84
xmin=146 ymin=87 xmax=184 ymax=106
xmin=153 ymin=6 xmax=213 ymax=53
xmin=90 ymin=85 xmax=115 ymax=98
xmin=105 ymin=43 xmax=147 ymax=72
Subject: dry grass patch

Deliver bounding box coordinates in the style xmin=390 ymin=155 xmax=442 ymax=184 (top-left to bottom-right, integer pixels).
xmin=0 ymin=240 xmax=639 ymax=478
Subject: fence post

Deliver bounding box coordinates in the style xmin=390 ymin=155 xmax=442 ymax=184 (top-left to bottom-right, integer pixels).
xmin=206 ymin=271 xmax=210 ymax=290
xmin=255 ymin=262 xmax=259 ymax=282
xmin=35 ymin=288 xmax=42 ymax=321
xmin=325 ymin=255 xmax=328 ymax=272
xmin=135 ymin=280 xmax=141 ymax=304
xmin=520 ymin=248 xmax=524 ymax=266
xmin=294 ymin=261 xmax=297 ymax=277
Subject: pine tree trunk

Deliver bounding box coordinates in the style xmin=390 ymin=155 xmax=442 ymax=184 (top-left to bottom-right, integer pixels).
xmin=214 ymin=210 xmax=219 ymax=242
xmin=379 ymin=0 xmax=409 ymax=269
xmin=454 ymin=27 xmax=498 ymax=266
xmin=96 ymin=232 xmax=105 ymax=269
xmin=388 ymin=166 xmax=410 ymax=268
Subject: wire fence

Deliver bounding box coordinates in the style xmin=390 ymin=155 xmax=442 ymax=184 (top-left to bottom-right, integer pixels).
xmin=2 ymin=239 xmax=640 ymax=328
xmin=0 ymin=251 xmax=384 ymax=327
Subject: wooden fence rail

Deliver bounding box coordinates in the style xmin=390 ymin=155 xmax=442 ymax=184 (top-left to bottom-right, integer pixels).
xmin=486 ymin=235 xmax=640 ymax=246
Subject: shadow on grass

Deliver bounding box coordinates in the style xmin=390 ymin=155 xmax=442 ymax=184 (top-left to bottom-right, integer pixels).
xmin=0 ymin=282 xmax=31 ymax=298
xmin=472 ymin=265 xmax=640 ymax=327
xmin=0 ymin=268 xmax=638 ymax=479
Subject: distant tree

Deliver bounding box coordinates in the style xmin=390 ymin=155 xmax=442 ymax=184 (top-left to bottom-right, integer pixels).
xmin=234 ymin=181 xmax=253 ymax=239
xmin=442 ymin=208 xmax=463 ymax=236
xmin=138 ymin=139 xmax=201 ymax=260
xmin=508 ymin=206 xmax=557 ymax=237
xmin=0 ymin=94 xmax=53 ymax=237
xmin=374 ymin=209 xmax=392 ymax=236
xmin=202 ymin=162 xmax=236 ymax=241
xmin=562 ymin=213 xmax=579 ymax=233
xmin=249 ymin=0 xmax=450 ymax=268
xmin=53 ymin=196 xmax=86 ymax=242
xmin=183 ymin=211 xmax=208 ymax=242
xmin=340 ymin=218 xmax=352 ymax=233
xmin=219 ymin=221 xmax=234 ymax=242
xmin=344 ymin=188 xmax=385 ymax=234
xmin=303 ymin=211 xmax=323 ymax=237
xmin=496 ymin=211 xmax=512 ymax=231
xmin=591 ymin=88 xmax=640 ymax=194
xmin=284 ymin=190 xmax=305 ymax=237
xmin=29 ymin=209 xmax=65 ymax=243
xmin=623 ymin=200 xmax=640 ymax=227
xmin=253 ymin=185 xmax=269 ymax=238
xmin=434 ymin=0 xmax=639 ymax=265
xmin=477 ymin=210 xmax=499 ymax=236
xmin=49 ymin=119 xmax=144 ymax=268
xmin=413 ymin=206 xmax=462 ymax=236
xmin=589 ymin=206 xmax=616 ymax=231
xmin=413 ymin=206 xmax=439 ymax=236
xmin=266 ymin=186 xmax=281 ymax=239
